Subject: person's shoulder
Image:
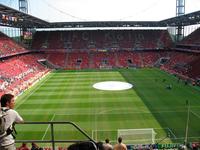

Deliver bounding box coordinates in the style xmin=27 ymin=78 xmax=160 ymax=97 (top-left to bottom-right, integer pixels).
xmin=121 ymin=143 xmax=127 ymax=149
xmin=7 ymin=109 xmax=22 ymax=118
xmin=114 ymin=143 xmax=127 ymax=149
xmin=7 ymin=109 xmax=18 ymax=114
xmin=104 ymin=143 xmax=113 ymax=147
xmin=1 ymin=108 xmax=15 ymax=114
xmin=121 ymin=143 xmax=126 ymax=146
xmin=1 ymin=107 xmax=9 ymax=111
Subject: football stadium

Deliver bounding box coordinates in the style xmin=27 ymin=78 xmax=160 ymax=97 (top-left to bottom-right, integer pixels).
xmin=0 ymin=0 xmax=200 ymax=149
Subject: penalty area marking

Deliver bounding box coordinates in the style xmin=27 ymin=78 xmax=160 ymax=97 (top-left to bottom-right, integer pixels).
xmin=167 ymin=127 xmax=177 ymax=139
xmin=190 ymin=110 xmax=200 ymax=119
xmin=42 ymin=114 xmax=55 ymax=140
xmin=93 ymin=81 xmax=133 ymax=91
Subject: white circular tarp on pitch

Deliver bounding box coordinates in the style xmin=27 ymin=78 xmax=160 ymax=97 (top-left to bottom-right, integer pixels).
xmin=93 ymin=81 xmax=133 ymax=91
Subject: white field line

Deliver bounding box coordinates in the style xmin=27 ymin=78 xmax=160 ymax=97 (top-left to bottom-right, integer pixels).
xmin=96 ymin=108 xmax=188 ymax=115
xmin=15 ymin=73 xmax=52 ymax=109
xmin=154 ymin=136 xmax=200 ymax=142
xmin=167 ymin=127 xmax=177 ymax=139
xmin=190 ymin=110 xmax=200 ymax=119
xmin=20 ymin=110 xmax=187 ymax=116
xmin=41 ymin=114 xmax=56 ymax=140
xmin=52 ymin=109 xmax=189 ymax=116
xmin=166 ymin=136 xmax=200 ymax=140
xmin=23 ymin=107 xmax=199 ymax=116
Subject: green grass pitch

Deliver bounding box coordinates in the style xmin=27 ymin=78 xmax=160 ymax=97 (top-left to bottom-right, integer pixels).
xmin=15 ymin=68 xmax=200 ymax=145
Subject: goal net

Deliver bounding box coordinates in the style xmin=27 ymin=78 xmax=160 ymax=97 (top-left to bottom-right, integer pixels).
xmin=92 ymin=129 xmax=117 ymax=142
xmin=118 ymin=128 xmax=157 ymax=144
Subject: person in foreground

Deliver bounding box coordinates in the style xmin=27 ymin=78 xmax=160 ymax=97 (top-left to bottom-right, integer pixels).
xmin=17 ymin=143 xmax=30 ymax=150
xmin=67 ymin=141 xmax=104 ymax=150
xmin=113 ymin=137 xmax=127 ymax=150
xmin=103 ymin=138 xmax=113 ymax=150
xmin=0 ymin=94 xmax=24 ymax=150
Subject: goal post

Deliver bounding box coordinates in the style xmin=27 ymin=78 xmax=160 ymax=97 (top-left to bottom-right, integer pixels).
xmin=92 ymin=128 xmax=157 ymax=144
xmin=118 ymin=128 xmax=157 ymax=144
xmin=92 ymin=129 xmax=117 ymax=142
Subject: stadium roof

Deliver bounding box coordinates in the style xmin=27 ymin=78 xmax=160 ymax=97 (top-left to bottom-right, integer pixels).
xmin=0 ymin=3 xmax=49 ymax=28
xmin=160 ymin=10 xmax=200 ymax=26
xmin=0 ymin=3 xmax=200 ymax=29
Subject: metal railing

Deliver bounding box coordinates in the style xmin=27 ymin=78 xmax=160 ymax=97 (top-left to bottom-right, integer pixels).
xmin=15 ymin=121 xmax=97 ymax=150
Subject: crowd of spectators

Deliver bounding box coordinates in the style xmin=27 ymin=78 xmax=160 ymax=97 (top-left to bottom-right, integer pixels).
xmin=0 ymin=32 xmax=27 ymax=57
xmin=0 ymin=54 xmax=50 ymax=97
xmin=16 ymin=139 xmax=200 ymax=150
xmin=0 ymin=29 xmax=200 ymax=150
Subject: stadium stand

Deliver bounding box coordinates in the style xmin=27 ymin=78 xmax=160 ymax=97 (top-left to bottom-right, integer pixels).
xmin=0 ymin=32 xmax=27 ymax=57
xmin=141 ymin=51 xmax=160 ymax=67
xmin=1 ymin=27 xmax=200 ymax=96
xmin=45 ymin=52 xmax=66 ymax=68
xmin=180 ymin=27 xmax=200 ymax=45
xmin=31 ymin=30 xmax=173 ymax=50
xmin=161 ymin=51 xmax=197 ymax=72
xmin=176 ymin=27 xmax=200 ymax=51
xmin=117 ymin=51 xmax=141 ymax=68
xmin=31 ymin=31 xmax=49 ymax=49
xmin=1 ymin=26 xmax=200 ymax=149
xmin=66 ymin=51 xmax=89 ymax=69
xmin=0 ymin=53 xmax=49 ymax=97
xmin=187 ymin=55 xmax=200 ymax=79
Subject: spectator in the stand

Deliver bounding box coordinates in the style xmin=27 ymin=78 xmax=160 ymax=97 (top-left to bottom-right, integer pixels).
xmin=68 ymin=141 xmax=104 ymax=150
xmin=31 ymin=143 xmax=40 ymax=150
xmin=113 ymin=137 xmax=127 ymax=150
xmin=103 ymin=138 xmax=113 ymax=150
xmin=0 ymin=93 xmax=24 ymax=150
xmin=165 ymin=84 xmax=172 ymax=90
xmin=18 ymin=143 xmax=30 ymax=150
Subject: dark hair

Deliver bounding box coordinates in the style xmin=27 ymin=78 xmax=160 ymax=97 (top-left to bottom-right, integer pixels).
xmin=68 ymin=141 xmax=101 ymax=150
xmin=22 ymin=142 xmax=27 ymax=146
xmin=0 ymin=94 xmax=14 ymax=107
xmin=105 ymin=138 xmax=110 ymax=143
xmin=118 ymin=137 xmax=122 ymax=143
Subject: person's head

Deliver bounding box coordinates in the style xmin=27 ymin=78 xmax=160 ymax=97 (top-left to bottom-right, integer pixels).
xmin=68 ymin=141 xmax=97 ymax=150
xmin=0 ymin=94 xmax=15 ymax=109
xmin=32 ymin=142 xmax=38 ymax=147
xmin=22 ymin=143 xmax=28 ymax=147
xmin=118 ymin=137 xmax=122 ymax=143
xmin=105 ymin=138 xmax=110 ymax=144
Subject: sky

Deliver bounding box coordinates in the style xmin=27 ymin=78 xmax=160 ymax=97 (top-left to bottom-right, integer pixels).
xmin=0 ymin=0 xmax=200 ymax=22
